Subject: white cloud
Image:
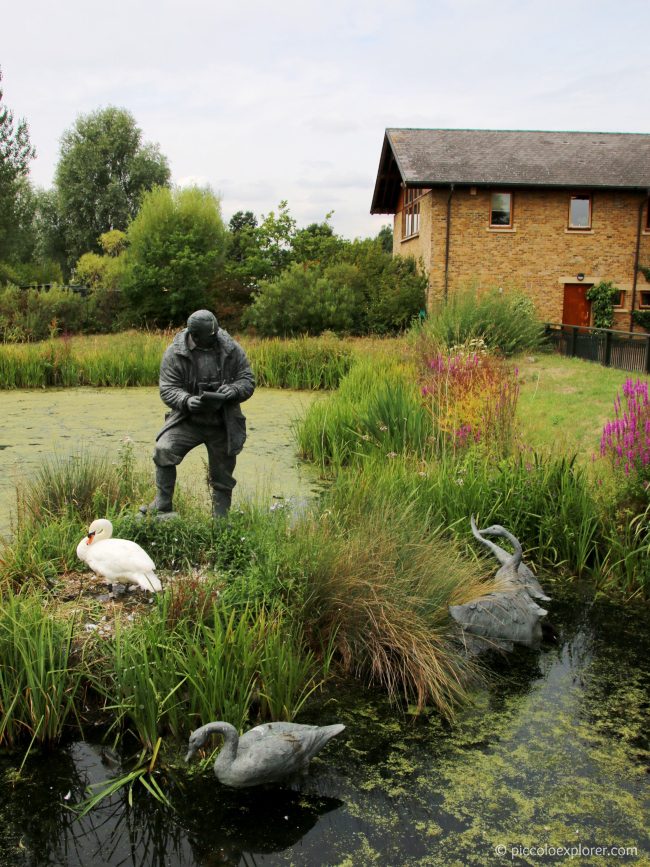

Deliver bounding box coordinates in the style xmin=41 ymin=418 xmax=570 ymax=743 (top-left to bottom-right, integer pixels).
xmin=2 ymin=0 xmax=649 ymax=239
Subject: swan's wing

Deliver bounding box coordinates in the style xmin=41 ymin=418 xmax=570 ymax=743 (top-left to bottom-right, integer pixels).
xmin=450 ymin=591 xmax=546 ymax=646
xmin=76 ymin=538 xmax=89 ymax=563
xmin=85 ymin=539 xmax=156 ymax=578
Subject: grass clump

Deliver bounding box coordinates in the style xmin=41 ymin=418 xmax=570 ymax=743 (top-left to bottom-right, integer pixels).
xmin=0 ymin=589 xmax=84 ymax=749
xmin=415 ymin=286 xmax=545 ymax=356
xmin=296 ymin=356 xmax=430 ymax=471
xmin=246 ymin=334 xmax=356 ymax=389
xmin=97 ymin=594 xmax=329 ymax=751
xmin=289 ymin=501 xmax=491 ymax=717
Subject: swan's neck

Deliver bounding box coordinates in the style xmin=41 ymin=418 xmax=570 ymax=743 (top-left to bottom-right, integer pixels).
xmin=501 ymin=530 xmax=523 ymax=568
xmin=202 ymin=722 xmax=239 ymax=764
xmin=472 ymin=526 xmax=508 ymax=566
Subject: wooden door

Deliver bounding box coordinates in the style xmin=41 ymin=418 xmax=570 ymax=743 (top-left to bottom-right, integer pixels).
xmin=562 ymin=284 xmax=591 ymax=327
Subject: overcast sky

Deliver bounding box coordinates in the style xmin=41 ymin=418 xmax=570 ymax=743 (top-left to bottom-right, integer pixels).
xmin=3 ymin=0 xmax=649 ymax=239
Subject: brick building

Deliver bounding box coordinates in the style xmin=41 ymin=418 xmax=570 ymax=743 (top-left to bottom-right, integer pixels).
xmin=371 ymin=129 xmax=650 ymax=329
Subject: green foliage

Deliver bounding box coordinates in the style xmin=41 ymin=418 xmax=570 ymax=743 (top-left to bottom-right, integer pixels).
xmin=55 ymin=107 xmax=170 ymax=265
xmin=0 ymin=69 xmax=35 ymax=262
xmin=417 ymin=286 xmax=544 ymax=355
xmin=99 ymin=229 xmax=127 ymax=256
xmin=632 ymin=309 xmax=650 ymax=330
xmin=122 ymin=185 xmax=226 ymax=325
xmin=376 ymin=224 xmax=393 ymax=254
xmin=94 ymin=597 xmax=327 ymax=750
xmin=246 ymin=334 xmax=355 ymax=389
xmin=245 ymin=250 xmax=427 ymax=337
xmin=0 ymin=284 xmax=90 ymax=342
xmin=296 ymin=358 xmax=430 ymax=470
xmin=586 ymin=280 xmax=620 ymax=328
xmin=244 ymin=262 xmax=362 ymax=336
xmin=365 ymin=254 xmax=427 ymax=333
xmin=291 ymin=215 xmax=345 ymax=267
xmin=0 ymin=331 xmax=164 ymax=386
xmin=0 ymin=589 xmax=84 ymax=748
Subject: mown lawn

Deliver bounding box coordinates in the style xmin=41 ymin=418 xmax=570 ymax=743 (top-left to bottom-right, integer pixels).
xmin=515 ymin=352 xmax=644 ymax=462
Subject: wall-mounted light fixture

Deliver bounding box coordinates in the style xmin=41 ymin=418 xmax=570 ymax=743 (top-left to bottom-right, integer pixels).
xmin=577 ymin=273 xmax=585 ymax=281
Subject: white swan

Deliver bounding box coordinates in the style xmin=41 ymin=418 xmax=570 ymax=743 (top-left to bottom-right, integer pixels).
xmin=76 ymin=518 xmax=162 ymax=592
xmin=185 ymin=720 xmax=345 ymax=788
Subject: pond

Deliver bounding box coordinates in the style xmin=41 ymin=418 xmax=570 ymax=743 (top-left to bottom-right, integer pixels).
xmin=0 ymin=388 xmax=322 ymax=534
xmin=0 ymin=586 xmax=647 ymax=866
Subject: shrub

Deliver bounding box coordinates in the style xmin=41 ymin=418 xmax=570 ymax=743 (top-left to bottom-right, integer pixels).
xmin=417 ymin=286 xmax=544 ymax=355
xmin=586 ymin=280 xmax=620 ymax=329
xmin=244 ymin=262 xmax=362 ymax=336
xmin=0 ymin=284 xmax=91 ymax=341
xmin=365 ymin=254 xmax=427 ymax=333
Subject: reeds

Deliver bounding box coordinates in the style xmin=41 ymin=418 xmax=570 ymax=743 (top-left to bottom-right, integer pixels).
xmin=0 ymin=332 xmax=378 ymax=390
xmin=295 ymin=357 xmax=430 ymax=471
xmin=0 ymin=590 xmax=84 ymax=748
xmin=98 ymin=593 xmax=329 ymax=750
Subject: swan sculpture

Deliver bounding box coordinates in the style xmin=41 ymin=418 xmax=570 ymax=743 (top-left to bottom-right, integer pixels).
xmin=449 ymin=588 xmax=548 ymax=649
xmin=76 ymin=518 xmax=162 ymax=592
xmin=449 ymin=517 xmax=548 ymax=650
xmin=185 ymin=720 xmax=345 ymax=788
xmin=471 ymin=517 xmax=550 ymax=602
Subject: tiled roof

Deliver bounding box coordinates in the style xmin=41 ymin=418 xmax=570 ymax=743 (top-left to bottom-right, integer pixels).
xmin=371 ymin=128 xmax=650 ymax=213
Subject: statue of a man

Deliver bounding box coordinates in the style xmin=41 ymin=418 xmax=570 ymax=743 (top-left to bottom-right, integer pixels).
xmin=141 ymin=309 xmax=255 ymax=519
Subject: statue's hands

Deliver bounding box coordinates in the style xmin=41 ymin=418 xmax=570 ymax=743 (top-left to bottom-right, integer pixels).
xmin=215 ymin=384 xmax=237 ymax=401
xmin=186 ymin=396 xmax=203 ymax=412
xmin=200 ymin=390 xmax=227 ymax=405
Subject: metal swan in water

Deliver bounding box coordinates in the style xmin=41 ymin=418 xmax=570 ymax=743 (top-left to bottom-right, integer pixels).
xmin=470 ymin=516 xmax=550 ymax=602
xmin=76 ymin=518 xmax=162 ymax=592
xmin=185 ymin=720 xmax=345 ymax=788
xmin=449 ymin=517 xmax=548 ymax=651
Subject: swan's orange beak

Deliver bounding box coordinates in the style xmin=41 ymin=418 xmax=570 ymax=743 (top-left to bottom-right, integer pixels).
xmin=86 ymin=531 xmax=96 ymax=545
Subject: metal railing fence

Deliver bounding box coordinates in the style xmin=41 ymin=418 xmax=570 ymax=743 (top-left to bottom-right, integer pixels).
xmin=544 ymin=323 xmax=650 ymax=374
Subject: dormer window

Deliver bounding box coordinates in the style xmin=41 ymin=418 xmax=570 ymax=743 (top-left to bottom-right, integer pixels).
xmin=490 ymin=192 xmax=513 ymax=228
xmin=569 ymin=194 xmax=592 ymax=229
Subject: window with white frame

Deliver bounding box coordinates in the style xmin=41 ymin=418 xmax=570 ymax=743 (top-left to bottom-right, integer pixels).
xmin=489 ymin=192 xmax=513 ymax=227
xmin=402 ymin=188 xmax=421 ymax=238
xmin=568 ymin=194 xmax=592 ymax=229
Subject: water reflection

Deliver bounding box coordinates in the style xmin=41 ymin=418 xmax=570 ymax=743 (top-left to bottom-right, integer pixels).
xmin=1 ymin=589 xmax=648 ymax=865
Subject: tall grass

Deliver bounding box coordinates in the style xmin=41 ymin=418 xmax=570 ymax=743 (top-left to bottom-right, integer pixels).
xmin=296 ymin=357 xmax=431 ymax=471
xmin=0 ymin=332 xmax=165 ymax=388
xmin=0 ymin=590 xmax=84 ymax=748
xmin=245 ymin=335 xmax=355 ymax=389
xmin=288 ymin=502 xmax=492 ymax=716
xmin=414 ymin=286 xmax=545 ymax=356
xmin=323 ymin=451 xmax=602 ymax=577
xmin=98 ymin=594 xmax=328 ymax=750
xmin=0 ymin=332 xmax=385 ymax=390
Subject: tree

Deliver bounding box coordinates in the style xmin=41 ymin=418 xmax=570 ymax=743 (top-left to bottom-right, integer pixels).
xmin=55 ymin=107 xmax=170 ymax=265
xmin=292 ymin=214 xmax=346 ymax=267
xmin=0 ymin=68 xmax=36 ymax=261
xmin=122 ymin=185 xmax=227 ymax=325
xmin=376 ymin=224 xmax=393 ymax=254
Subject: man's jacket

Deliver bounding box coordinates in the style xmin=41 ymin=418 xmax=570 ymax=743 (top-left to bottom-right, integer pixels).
xmin=156 ymin=328 xmax=255 ymax=456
